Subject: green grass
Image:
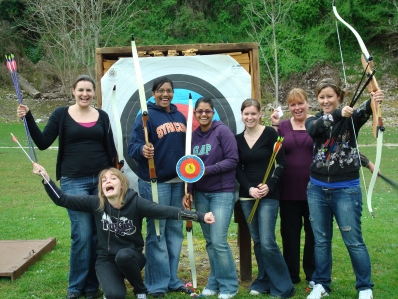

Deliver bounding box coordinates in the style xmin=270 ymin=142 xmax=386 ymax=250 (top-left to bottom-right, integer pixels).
xmin=0 ymin=124 xmax=397 ymax=298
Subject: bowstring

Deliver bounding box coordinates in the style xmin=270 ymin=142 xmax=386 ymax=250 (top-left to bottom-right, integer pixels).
xmin=335 ymin=19 xmax=369 ymax=198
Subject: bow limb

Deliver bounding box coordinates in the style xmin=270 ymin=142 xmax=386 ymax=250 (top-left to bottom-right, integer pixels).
xmin=333 ymin=1 xmax=385 ymax=216
xmin=131 ymin=35 xmax=160 ymax=239
xmin=111 ymin=85 xmax=125 ymax=170
xmin=333 ymin=1 xmax=383 ymax=136
xmin=185 ymin=94 xmax=197 ymax=288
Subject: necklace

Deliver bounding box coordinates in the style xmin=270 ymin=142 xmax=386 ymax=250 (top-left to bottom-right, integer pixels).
xmin=245 ymin=129 xmax=262 ymax=141
xmin=292 ymin=118 xmax=305 ymax=128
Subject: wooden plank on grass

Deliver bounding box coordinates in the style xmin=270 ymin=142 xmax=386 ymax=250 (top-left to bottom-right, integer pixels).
xmin=0 ymin=238 xmax=56 ymax=281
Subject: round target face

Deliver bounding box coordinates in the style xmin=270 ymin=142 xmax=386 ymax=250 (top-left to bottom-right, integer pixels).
xmin=176 ymin=155 xmax=205 ymax=183
xmin=101 ymin=55 xmax=251 ymax=189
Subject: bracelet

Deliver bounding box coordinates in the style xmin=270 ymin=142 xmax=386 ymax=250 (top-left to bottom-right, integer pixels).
xmin=272 ymin=124 xmax=279 ymax=127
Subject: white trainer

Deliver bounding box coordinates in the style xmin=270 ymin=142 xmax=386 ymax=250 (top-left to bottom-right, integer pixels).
xmin=358 ymin=289 xmax=373 ymax=299
xmin=307 ymin=284 xmax=329 ymax=299
xmin=202 ymin=288 xmax=217 ymax=296
xmin=249 ymin=290 xmax=260 ymax=295
xmin=218 ymin=291 xmax=238 ymax=299
xmin=136 ymin=294 xmax=147 ymax=299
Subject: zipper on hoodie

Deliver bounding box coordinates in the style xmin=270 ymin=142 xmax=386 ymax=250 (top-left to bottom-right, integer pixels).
xmin=327 ymin=126 xmax=332 ymax=183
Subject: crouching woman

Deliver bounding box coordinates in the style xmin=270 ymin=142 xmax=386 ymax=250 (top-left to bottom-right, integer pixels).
xmin=32 ymin=163 xmax=215 ymax=299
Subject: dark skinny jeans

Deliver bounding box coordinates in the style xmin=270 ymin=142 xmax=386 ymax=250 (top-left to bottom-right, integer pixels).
xmin=96 ymin=248 xmax=146 ymax=299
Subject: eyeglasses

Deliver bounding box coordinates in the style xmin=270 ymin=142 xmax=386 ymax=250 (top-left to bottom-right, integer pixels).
xmin=156 ymin=89 xmax=174 ymax=94
xmin=194 ymin=109 xmax=214 ymax=115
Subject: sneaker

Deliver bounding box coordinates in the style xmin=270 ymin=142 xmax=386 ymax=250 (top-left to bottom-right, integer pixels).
xmin=66 ymin=292 xmax=81 ymax=299
xmin=308 ymin=281 xmax=316 ymax=289
xmin=218 ymin=291 xmax=238 ymax=299
xmin=136 ymin=294 xmax=148 ymax=299
xmin=250 ymin=290 xmax=260 ymax=295
xmin=307 ymin=284 xmax=329 ymax=299
xmin=358 ymin=289 xmax=373 ymax=299
xmin=202 ymin=288 xmax=218 ymax=296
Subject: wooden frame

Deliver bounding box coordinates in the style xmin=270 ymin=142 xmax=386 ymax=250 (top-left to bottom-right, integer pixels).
xmin=95 ymin=42 xmax=261 ymax=281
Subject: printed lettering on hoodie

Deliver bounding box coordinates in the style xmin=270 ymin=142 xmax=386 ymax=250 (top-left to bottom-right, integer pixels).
xmin=192 ymin=144 xmax=211 ymax=156
xmin=101 ymin=213 xmax=137 ymax=236
xmin=156 ymin=122 xmax=186 ymax=138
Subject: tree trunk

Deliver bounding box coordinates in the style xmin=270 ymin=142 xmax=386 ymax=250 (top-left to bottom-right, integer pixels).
xmin=18 ymin=75 xmax=41 ymax=99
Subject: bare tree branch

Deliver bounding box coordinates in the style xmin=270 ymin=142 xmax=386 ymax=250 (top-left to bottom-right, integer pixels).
xmin=245 ymin=0 xmax=296 ymax=105
xmin=19 ymin=0 xmax=138 ymax=92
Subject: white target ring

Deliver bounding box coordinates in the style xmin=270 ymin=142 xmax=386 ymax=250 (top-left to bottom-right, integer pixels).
xmin=101 ymin=55 xmax=251 ymax=189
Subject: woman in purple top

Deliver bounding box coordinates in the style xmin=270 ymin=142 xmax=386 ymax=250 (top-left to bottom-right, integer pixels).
xmin=271 ymin=88 xmax=315 ymax=287
xmin=183 ymin=98 xmax=239 ymax=299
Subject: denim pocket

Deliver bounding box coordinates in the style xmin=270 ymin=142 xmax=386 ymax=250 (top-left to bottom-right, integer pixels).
xmin=60 ymin=176 xmax=72 ymax=186
xmin=342 ymin=186 xmax=361 ymax=195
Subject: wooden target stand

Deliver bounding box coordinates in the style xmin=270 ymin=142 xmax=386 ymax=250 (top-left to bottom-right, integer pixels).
xmin=0 ymin=238 xmax=56 ymax=281
xmin=95 ymin=42 xmax=261 ymax=281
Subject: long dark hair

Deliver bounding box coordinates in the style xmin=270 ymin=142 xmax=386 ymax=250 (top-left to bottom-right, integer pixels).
xmin=152 ymin=76 xmax=174 ymax=92
xmin=195 ymin=97 xmax=214 ymax=109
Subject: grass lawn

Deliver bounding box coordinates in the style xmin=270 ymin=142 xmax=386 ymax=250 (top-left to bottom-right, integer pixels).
xmin=0 ymin=123 xmax=397 ymax=298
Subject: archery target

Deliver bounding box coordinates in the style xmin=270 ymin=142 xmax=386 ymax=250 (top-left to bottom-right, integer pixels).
xmin=176 ymin=155 xmax=205 ymax=183
xmin=101 ymin=55 xmax=251 ymax=189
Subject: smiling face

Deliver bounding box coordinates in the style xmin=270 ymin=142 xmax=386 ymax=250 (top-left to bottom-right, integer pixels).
xmin=101 ymin=170 xmax=122 ymax=200
xmin=152 ymin=82 xmax=174 ymax=112
xmin=195 ymin=102 xmax=214 ymax=131
xmin=72 ymin=80 xmax=95 ymax=108
xmin=289 ymin=98 xmax=309 ymax=121
xmin=241 ymin=105 xmax=261 ymax=128
xmin=317 ymin=86 xmax=340 ymax=114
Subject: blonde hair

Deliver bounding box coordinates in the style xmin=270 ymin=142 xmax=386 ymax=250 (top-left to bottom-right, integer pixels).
xmin=97 ymin=168 xmax=130 ymax=210
xmin=286 ymin=88 xmax=308 ymax=105
xmin=315 ymin=78 xmax=345 ymax=104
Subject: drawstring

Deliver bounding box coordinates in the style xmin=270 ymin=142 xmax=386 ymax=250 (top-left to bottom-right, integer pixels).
xmin=107 ymin=202 xmax=111 ymax=253
xmin=107 ymin=202 xmax=120 ymax=254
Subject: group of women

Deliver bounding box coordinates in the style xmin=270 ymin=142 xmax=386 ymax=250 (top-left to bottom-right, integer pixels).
xmin=18 ymin=74 xmax=382 ymax=299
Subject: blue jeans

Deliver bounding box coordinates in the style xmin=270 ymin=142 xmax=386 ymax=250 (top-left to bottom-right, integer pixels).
xmin=195 ymin=191 xmax=238 ymax=294
xmin=240 ymin=199 xmax=294 ymax=298
xmin=60 ymin=175 xmax=99 ymax=295
xmin=307 ymin=182 xmax=374 ymax=293
xmin=138 ymin=179 xmax=184 ymax=294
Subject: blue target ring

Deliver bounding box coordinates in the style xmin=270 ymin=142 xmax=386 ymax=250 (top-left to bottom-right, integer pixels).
xmin=176 ymin=155 xmax=205 ymax=183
